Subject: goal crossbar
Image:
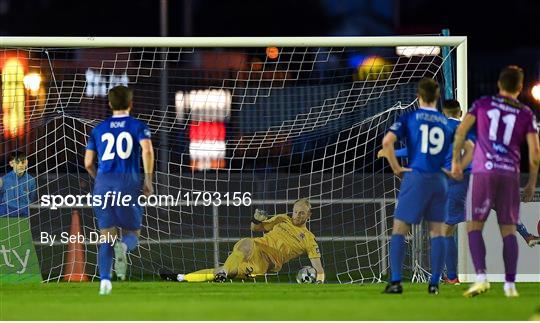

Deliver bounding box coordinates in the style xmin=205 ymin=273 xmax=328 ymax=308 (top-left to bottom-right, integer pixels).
xmin=0 ymin=36 xmax=467 ymax=48
xmin=0 ymin=35 xmax=468 ymax=128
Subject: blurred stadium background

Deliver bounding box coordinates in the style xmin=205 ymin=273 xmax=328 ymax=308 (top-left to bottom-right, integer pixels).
xmin=0 ymin=0 xmax=539 ymax=284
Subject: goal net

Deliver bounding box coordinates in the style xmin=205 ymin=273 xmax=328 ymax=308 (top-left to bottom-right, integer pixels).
xmin=0 ymin=37 xmax=467 ymax=283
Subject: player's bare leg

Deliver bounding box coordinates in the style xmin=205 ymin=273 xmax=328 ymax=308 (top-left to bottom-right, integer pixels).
xmin=464 ymin=221 xmax=490 ymax=298
xmin=114 ymin=229 xmax=140 ymax=281
xmin=499 ymin=224 xmax=519 ymax=297
xmin=442 ymin=223 xmax=460 ymax=285
xmin=98 ymin=227 xmax=118 ymax=295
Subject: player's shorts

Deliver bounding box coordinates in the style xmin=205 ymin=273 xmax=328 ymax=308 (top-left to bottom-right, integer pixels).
xmin=232 ymin=238 xmax=271 ymax=278
xmin=466 ymin=172 xmax=521 ymax=225
xmin=92 ymin=185 xmax=142 ymax=230
xmin=394 ymin=171 xmax=448 ymax=224
xmin=446 ymin=172 xmax=470 ymax=225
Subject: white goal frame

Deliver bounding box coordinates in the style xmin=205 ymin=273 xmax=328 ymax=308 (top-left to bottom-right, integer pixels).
xmin=0 ymin=35 xmax=468 ymax=110
xmin=0 ymin=36 xmax=470 ymax=282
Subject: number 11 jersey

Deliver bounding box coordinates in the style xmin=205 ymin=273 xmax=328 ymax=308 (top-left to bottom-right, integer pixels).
xmin=469 ymin=95 xmax=537 ymax=174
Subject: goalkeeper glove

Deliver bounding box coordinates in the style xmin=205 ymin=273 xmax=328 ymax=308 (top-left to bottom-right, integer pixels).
xmin=252 ymin=209 xmax=268 ymax=224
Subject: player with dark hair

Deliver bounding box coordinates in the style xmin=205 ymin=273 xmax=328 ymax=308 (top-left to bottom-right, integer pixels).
xmin=381 ymin=78 xmax=454 ymax=294
xmin=439 ymin=100 xmax=475 ymax=285
xmin=0 ymin=151 xmax=37 ymax=217
xmin=451 ymin=65 xmax=540 ymax=298
xmin=85 ymin=85 xmax=155 ymax=295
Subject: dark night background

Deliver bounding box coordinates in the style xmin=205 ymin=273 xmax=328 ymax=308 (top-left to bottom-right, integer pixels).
xmin=1 ymin=0 xmax=539 ymax=284
xmin=0 ymin=0 xmax=539 ymax=173
xmin=2 ymin=0 xmax=539 ymax=101
xmin=1 ymin=0 xmax=538 ymax=48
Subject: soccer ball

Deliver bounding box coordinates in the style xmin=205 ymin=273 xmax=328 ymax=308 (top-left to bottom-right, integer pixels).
xmin=296 ymin=266 xmax=317 ymax=284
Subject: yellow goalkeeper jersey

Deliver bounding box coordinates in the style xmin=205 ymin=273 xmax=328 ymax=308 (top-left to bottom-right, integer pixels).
xmin=253 ymin=214 xmax=321 ymax=272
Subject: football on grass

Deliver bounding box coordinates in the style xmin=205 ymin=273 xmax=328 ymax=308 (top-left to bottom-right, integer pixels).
xmin=296 ymin=266 xmax=317 ymax=284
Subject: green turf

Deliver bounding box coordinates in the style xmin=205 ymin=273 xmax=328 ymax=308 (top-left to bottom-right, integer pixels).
xmin=1 ymin=282 xmax=539 ymax=320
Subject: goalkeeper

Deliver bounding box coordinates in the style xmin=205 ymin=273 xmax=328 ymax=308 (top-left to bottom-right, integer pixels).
xmin=160 ymin=198 xmax=325 ymax=283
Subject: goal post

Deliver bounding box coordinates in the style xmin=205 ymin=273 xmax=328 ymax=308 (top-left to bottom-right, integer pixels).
xmin=0 ymin=36 xmax=468 ymax=283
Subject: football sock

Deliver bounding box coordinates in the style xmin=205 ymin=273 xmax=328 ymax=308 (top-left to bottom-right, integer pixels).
xmin=516 ymin=222 xmax=530 ymax=239
xmin=429 ymin=236 xmax=445 ymax=285
xmin=389 ymin=234 xmax=406 ymax=283
xmin=184 ymin=269 xmax=215 ymax=282
xmin=444 ymin=236 xmax=458 ymax=280
xmin=468 ymin=230 xmax=486 ymax=274
xmin=504 ymin=282 xmax=516 ymax=291
xmin=98 ymin=243 xmax=113 ymax=281
xmin=122 ymin=232 xmax=139 ymax=251
xmin=503 ymin=234 xmax=518 ymax=283
xmin=476 ymin=273 xmax=487 ymax=283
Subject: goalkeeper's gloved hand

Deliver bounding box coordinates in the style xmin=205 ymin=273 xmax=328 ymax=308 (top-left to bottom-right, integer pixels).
xmin=252 ymin=209 xmax=268 ymax=224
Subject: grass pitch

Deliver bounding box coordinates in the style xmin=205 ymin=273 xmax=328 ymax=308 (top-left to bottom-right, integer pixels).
xmin=1 ymin=282 xmax=539 ymax=320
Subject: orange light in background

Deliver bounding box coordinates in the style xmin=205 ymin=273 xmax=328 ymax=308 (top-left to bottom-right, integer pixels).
xmin=2 ymin=58 xmax=26 ymax=138
xmin=266 ymin=47 xmax=279 ymax=60
xmin=357 ymin=56 xmax=392 ymax=81
xmin=531 ymin=83 xmax=540 ymax=102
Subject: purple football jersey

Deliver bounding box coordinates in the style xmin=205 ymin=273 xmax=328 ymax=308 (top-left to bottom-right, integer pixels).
xmin=469 ymin=95 xmax=538 ymax=174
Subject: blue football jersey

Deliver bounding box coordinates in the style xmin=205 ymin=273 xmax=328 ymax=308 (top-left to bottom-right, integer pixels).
xmin=444 ymin=118 xmax=475 ymax=172
xmin=389 ymin=107 xmax=454 ymax=173
xmin=86 ymin=115 xmax=151 ymax=185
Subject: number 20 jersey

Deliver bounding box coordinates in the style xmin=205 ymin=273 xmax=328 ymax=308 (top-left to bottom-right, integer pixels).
xmin=86 ymin=114 xmax=151 ymax=186
xmin=468 ymin=95 xmax=538 ymax=174
xmin=389 ymin=107 xmax=454 ymax=173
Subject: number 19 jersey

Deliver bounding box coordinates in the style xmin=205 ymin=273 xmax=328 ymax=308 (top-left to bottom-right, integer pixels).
xmin=389 ymin=107 xmax=454 ymax=224
xmin=86 ymin=114 xmax=151 ymax=186
xmin=389 ymin=107 xmax=454 ymax=173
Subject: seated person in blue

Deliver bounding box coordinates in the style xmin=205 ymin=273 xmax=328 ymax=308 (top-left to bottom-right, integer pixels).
xmin=0 ymin=151 xmax=37 ymax=217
